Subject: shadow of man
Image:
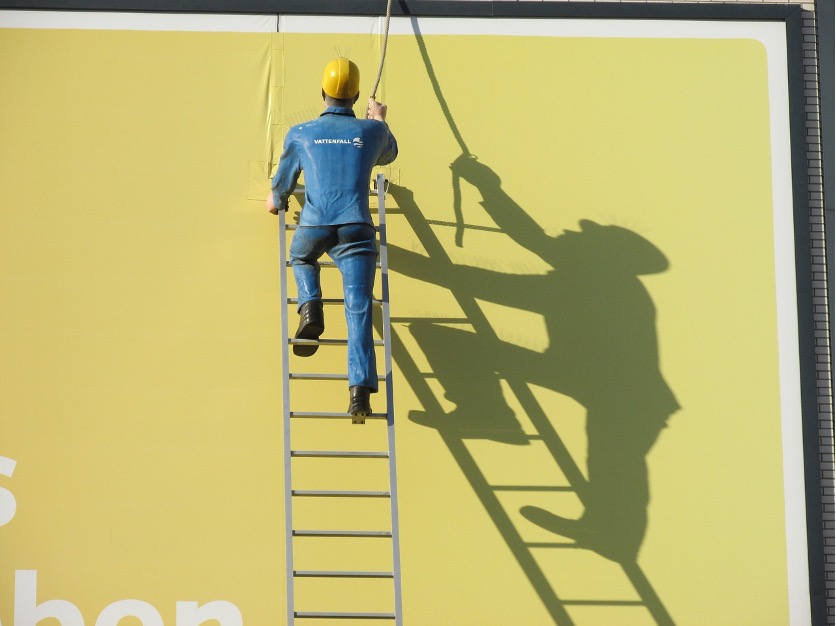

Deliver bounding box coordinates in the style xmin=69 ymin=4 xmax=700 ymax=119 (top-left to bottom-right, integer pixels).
xmin=388 ymin=156 xmax=679 ymax=564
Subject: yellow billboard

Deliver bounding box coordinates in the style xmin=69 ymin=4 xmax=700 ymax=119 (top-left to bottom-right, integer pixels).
xmin=0 ymin=9 xmax=816 ymax=626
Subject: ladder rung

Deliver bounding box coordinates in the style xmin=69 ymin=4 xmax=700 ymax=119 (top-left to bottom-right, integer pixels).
xmin=291 ymin=450 xmax=389 ymax=459
xmin=293 ymin=530 xmax=393 ymax=538
xmin=289 ymin=373 xmax=386 ymax=381
xmin=295 ymin=612 xmax=395 ymax=620
xmin=292 ymin=490 xmax=391 ymax=498
xmin=294 ymin=570 xmax=395 ymax=579
xmin=290 ymin=412 xmax=387 ymax=420
xmin=285 ymin=224 xmax=381 ymax=233
xmin=287 ymin=298 xmax=384 ymax=305
xmin=285 ymin=260 xmax=382 ymax=268
xmin=284 ymin=183 xmax=383 ymax=206
xmin=288 ymin=338 xmax=385 ymax=346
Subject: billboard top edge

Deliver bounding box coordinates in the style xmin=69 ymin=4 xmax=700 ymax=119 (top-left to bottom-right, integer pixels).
xmin=0 ymin=0 xmax=801 ymax=22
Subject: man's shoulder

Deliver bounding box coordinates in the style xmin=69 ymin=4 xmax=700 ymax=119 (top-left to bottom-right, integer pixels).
xmin=296 ymin=114 xmax=362 ymax=132
xmin=290 ymin=114 xmax=391 ymax=144
xmin=358 ymin=118 xmax=393 ymax=137
xmin=289 ymin=118 xmax=323 ymax=134
xmin=307 ymin=115 xmax=386 ymax=138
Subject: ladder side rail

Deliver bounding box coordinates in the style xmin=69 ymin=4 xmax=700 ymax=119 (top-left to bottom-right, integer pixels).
xmin=279 ymin=207 xmax=296 ymax=626
xmin=376 ymin=173 xmax=404 ymax=626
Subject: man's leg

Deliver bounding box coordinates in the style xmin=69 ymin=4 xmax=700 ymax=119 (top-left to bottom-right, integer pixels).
xmin=330 ymin=224 xmax=378 ymax=415
xmin=289 ymin=226 xmax=334 ymax=356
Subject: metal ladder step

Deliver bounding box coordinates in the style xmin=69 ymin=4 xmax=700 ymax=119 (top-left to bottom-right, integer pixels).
xmin=286 ymin=260 xmax=382 ymax=268
xmin=290 ymin=411 xmax=387 ymax=420
xmin=291 ymin=451 xmax=389 ymax=459
xmin=293 ymin=530 xmax=393 ymax=538
xmin=287 ymin=298 xmax=383 ymax=305
xmin=289 ymin=373 xmax=386 ymax=381
xmin=294 ymin=612 xmax=395 ymax=620
xmin=291 ymin=490 xmax=391 ymax=498
xmin=294 ymin=570 xmax=395 ymax=579
xmin=289 ymin=338 xmax=385 ymax=347
xmin=285 ymin=224 xmax=380 ymax=232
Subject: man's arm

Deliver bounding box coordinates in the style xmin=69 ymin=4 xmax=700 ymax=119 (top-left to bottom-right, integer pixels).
xmin=267 ymin=134 xmax=302 ymax=215
xmin=367 ymin=97 xmax=387 ymax=122
xmin=368 ymin=97 xmax=398 ymax=166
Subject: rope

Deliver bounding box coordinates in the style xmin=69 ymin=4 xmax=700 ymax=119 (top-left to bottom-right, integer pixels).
xmin=370 ymin=0 xmax=393 ymax=100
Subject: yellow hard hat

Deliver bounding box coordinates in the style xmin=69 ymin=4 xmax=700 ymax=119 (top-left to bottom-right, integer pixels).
xmin=321 ymin=57 xmax=360 ymax=99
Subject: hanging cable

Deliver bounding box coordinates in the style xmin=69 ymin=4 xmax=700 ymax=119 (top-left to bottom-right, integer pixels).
xmin=370 ymin=0 xmax=394 ymax=100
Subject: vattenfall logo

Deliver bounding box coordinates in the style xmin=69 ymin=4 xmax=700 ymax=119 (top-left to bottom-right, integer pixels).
xmin=314 ymin=137 xmax=363 ymax=148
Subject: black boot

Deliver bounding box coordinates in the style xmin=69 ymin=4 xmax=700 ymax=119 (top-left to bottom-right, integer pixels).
xmin=293 ymin=301 xmax=324 ymax=357
xmin=348 ymin=386 xmax=372 ymax=423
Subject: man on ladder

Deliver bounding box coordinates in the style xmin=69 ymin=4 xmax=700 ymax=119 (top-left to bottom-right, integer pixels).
xmin=266 ymin=57 xmax=398 ymax=417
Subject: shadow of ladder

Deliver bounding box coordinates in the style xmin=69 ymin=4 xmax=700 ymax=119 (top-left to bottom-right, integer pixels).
xmin=278 ymin=174 xmax=404 ymax=625
xmin=385 ymin=190 xmax=676 ymax=626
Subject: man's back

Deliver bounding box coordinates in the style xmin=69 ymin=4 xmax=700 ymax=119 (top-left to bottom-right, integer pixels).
xmin=278 ymin=106 xmax=397 ymax=226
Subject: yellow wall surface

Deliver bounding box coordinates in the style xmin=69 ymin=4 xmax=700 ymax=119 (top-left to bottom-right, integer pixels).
xmin=0 ymin=20 xmax=799 ymax=626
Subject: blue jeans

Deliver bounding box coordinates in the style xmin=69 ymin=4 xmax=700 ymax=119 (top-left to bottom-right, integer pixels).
xmin=289 ymin=224 xmax=378 ymax=391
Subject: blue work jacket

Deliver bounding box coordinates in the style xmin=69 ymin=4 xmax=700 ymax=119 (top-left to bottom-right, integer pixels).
xmin=272 ymin=106 xmax=398 ymax=226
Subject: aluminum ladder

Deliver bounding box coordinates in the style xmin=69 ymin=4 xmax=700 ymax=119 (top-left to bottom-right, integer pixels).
xmin=278 ymin=173 xmax=403 ymax=625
